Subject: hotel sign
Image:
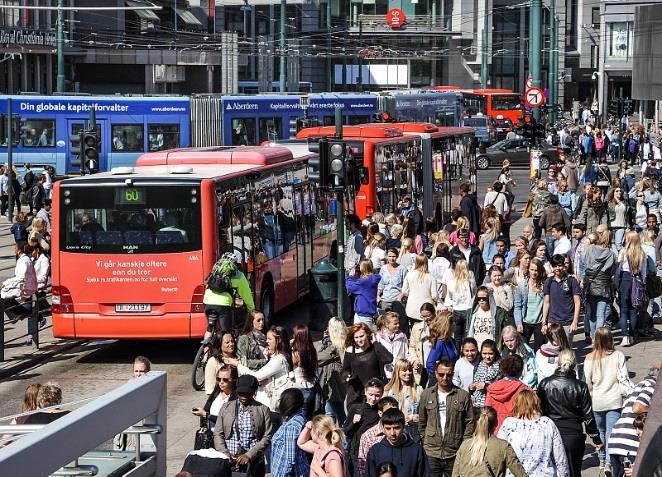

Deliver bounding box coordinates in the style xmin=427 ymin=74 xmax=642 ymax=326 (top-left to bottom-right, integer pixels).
xmin=0 ymin=29 xmax=57 ymax=48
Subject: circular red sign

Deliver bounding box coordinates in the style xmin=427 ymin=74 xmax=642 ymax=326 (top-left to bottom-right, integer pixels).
xmin=386 ymin=8 xmax=406 ymax=28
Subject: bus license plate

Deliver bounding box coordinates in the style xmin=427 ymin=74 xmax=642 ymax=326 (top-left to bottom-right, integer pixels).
xmin=115 ymin=304 xmax=151 ymax=313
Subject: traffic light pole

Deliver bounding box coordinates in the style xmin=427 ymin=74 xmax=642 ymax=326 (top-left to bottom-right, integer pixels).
xmin=6 ymin=99 xmax=13 ymax=219
xmin=334 ymin=107 xmax=346 ymax=323
xmin=530 ymin=0 xmax=542 ymax=121
xmin=480 ymin=0 xmax=488 ymax=89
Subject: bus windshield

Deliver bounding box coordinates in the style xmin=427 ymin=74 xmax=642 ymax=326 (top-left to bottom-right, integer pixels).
xmin=491 ymin=95 xmax=522 ymax=111
xmin=60 ymin=184 xmax=202 ymax=254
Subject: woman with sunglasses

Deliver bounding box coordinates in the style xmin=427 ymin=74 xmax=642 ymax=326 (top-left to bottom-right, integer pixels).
xmin=204 ymin=331 xmax=238 ymax=395
xmin=466 ymin=285 xmax=508 ymax=350
xmin=192 ymin=364 xmax=237 ymax=432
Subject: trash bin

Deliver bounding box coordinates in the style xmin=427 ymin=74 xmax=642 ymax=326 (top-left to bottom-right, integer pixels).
xmin=308 ymin=260 xmax=338 ymax=331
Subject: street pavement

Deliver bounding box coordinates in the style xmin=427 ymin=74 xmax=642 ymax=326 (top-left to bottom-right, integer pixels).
xmin=1 ymin=166 xmax=660 ymax=476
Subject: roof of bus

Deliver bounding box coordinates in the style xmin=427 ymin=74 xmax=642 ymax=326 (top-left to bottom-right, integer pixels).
xmin=296 ymin=125 xmax=404 ymax=139
xmin=59 ymin=163 xmax=268 ymax=183
xmin=135 ymin=145 xmax=296 ymax=166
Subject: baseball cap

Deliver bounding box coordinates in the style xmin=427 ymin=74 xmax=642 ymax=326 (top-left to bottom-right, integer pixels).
xmin=235 ymin=375 xmax=258 ymax=395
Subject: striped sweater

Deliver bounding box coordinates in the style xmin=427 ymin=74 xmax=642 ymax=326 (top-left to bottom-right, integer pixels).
xmin=608 ymin=377 xmax=656 ymax=457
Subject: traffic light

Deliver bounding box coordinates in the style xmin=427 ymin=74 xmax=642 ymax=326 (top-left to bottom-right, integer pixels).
xmin=534 ymin=120 xmax=545 ymax=141
xmin=307 ymin=138 xmax=330 ymax=187
xmin=518 ymin=115 xmax=534 ymax=141
xmin=81 ymin=130 xmax=99 ymax=174
xmin=327 ymin=139 xmax=347 ymax=184
xmin=374 ymin=112 xmax=395 ymax=123
xmin=345 ymin=149 xmax=370 ymax=190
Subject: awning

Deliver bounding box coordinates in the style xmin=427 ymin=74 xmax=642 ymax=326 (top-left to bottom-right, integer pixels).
xmin=176 ymin=9 xmax=204 ymax=28
xmin=126 ymin=1 xmax=160 ymax=22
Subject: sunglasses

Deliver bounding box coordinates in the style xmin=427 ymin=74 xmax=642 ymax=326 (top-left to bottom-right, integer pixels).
xmin=477 ymin=296 xmax=488 ymax=302
xmin=217 ymin=377 xmax=232 ymax=383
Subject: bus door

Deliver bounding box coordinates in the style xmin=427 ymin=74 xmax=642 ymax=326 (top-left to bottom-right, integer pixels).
xmin=292 ymin=183 xmax=314 ymax=294
xmin=228 ymin=198 xmax=257 ymax=293
xmin=67 ymin=120 xmax=106 ymax=174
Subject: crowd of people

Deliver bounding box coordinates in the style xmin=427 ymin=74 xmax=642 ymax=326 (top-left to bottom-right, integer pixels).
xmin=1 ymin=163 xmax=53 ymax=346
xmin=180 ymin=137 xmax=662 ymax=477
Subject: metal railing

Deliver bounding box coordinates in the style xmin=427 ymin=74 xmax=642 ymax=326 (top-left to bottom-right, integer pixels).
xmin=0 ymin=286 xmax=51 ymax=362
xmin=0 ymin=371 xmax=167 ymax=476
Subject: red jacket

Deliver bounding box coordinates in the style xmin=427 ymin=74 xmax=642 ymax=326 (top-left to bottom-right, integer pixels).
xmin=485 ymin=378 xmax=528 ymax=432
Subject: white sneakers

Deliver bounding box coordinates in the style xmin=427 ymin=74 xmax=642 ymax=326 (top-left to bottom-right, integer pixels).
xmin=621 ymin=336 xmax=631 ymax=346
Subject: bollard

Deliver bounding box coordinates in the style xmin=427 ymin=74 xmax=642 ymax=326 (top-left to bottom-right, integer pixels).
xmin=32 ymin=292 xmax=40 ymax=349
xmin=0 ymin=298 xmax=4 ymax=361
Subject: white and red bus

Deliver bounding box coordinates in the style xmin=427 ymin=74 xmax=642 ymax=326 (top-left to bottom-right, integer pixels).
xmin=52 ymin=146 xmax=334 ymax=338
xmin=294 ymin=123 xmax=476 ymax=227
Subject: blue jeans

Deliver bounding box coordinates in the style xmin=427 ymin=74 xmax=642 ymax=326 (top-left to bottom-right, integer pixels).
xmin=588 ymin=296 xmax=611 ymax=338
xmin=613 ymin=228 xmax=626 ymax=252
xmin=618 ymin=272 xmax=642 ymax=337
xmin=354 ymin=313 xmax=374 ymax=329
xmin=325 ymin=401 xmax=346 ymax=426
xmin=594 ymin=409 xmax=621 ymax=463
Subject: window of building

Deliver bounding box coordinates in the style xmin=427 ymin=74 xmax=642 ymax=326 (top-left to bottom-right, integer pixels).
xmin=231 ymin=118 xmax=256 ymax=145
xmin=258 ymin=118 xmax=282 ymax=143
xmin=608 ymin=22 xmax=632 ymax=60
xmin=565 ymin=0 xmax=578 ymax=50
xmin=591 ymin=8 xmax=600 ymax=26
xmin=21 ymin=120 xmax=55 ymax=148
xmin=590 ymin=45 xmax=599 ymax=69
xmin=111 ymin=125 xmax=144 ymax=152
xmin=148 ymin=124 xmax=180 ymax=151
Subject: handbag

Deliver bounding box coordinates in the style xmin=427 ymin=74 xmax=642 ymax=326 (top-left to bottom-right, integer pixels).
xmin=194 ymin=417 xmax=215 ymax=450
xmin=646 ymin=272 xmax=662 ymax=299
xmin=267 ymin=369 xmax=297 ymax=410
xmin=616 ymin=352 xmax=635 ymax=398
xmin=523 ymin=197 xmax=533 ymax=218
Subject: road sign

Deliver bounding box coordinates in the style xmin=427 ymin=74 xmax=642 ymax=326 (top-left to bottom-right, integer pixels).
xmin=525 ymin=87 xmax=544 ymax=108
xmin=386 ymin=8 xmax=406 ymax=28
xmin=526 ymin=75 xmax=533 ymax=89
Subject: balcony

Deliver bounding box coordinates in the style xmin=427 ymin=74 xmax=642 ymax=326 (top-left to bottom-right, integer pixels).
xmin=349 ymin=14 xmax=460 ymax=36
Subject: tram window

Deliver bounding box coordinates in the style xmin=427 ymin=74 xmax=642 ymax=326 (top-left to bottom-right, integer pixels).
xmin=323 ymin=116 xmax=335 ymax=126
xmin=21 ymin=119 xmax=55 ymax=148
xmin=435 ymin=110 xmax=456 ymax=127
xmin=72 ymin=123 xmax=102 ymax=150
xmin=258 ymin=118 xmax=283 ymax=143
xmin=231 ymin=118 xmax=256 ymax=146
xmin=348 ymin=115 xmax=370 ymax=125
xmin=148 ymin=124 xmax=180 ymax=151
xmin=111 ymin=125 xmax=144 ymax=152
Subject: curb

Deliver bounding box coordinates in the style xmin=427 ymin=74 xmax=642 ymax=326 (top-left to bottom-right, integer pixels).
xmin=0 ymin=339 xmax=84 ymax=381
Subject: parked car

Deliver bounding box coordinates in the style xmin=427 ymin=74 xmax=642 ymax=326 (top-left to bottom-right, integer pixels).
xmin=462 ymin=116 xmax=496 ymax=146
xmin=476 ymin=138 xmax=562 ymax=170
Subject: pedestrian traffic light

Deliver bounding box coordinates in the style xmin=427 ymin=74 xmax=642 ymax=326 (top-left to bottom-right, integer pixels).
xmin=534 ymin=121 xmax=546 ymax=141
xmin=70 ymin=131 xmax=82 ymax=168
xmin=307 ymin=138 xmax=330 ymax=187
xmin=345 ymin=148 xmax=370 ymax=190
xmin=327 ymin=139 xmax=347 ymax=184
xmin=14 ymin=117 xmax=29 ymax=142
xmin=81 ymin=130 xmax=99 ymax=174
xmin=374 ymin=112 xmax=395 ymax=123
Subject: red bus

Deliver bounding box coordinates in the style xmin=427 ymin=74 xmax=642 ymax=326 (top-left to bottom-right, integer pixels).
xmin=51 ymin=146 xmax=334 ymax=338
xmin=294 ymin=123 xmax=476 ymax=227
xmin=462 ymin=89 xmax=524 ymax=124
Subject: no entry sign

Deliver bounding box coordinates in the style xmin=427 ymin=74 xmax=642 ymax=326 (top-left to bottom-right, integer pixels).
xmin=525 ymin=87 xmax=544 ymax=108
xmin=386 ymin=8 xmax=406 ymax=28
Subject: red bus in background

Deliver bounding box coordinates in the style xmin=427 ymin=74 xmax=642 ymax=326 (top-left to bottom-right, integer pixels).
xmin=52 ymin=146 xmax=333 ymax=338
xmin=462 ymin=89 xmax=524 ymax=125
xmin=295 ymin=123 xmax=476 ymax=227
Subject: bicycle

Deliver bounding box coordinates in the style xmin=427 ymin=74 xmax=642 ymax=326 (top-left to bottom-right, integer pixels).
xmin=191 ymin=303 xmax=247 ymax=391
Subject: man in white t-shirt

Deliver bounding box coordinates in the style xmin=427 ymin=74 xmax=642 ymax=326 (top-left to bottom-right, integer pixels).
xmin=552 ymin=223 xmax=572 ymax=256
xmin=483 ymin=181 xmax=510 ymax=217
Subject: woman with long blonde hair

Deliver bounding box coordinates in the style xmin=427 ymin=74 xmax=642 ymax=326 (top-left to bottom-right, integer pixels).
xmin=497 ymin=389 xmax=568 ymax=476
xmin=425 ymin=310 xmax=457 ymax=378
xmin=444 ymin=258 xmax=476 ymax=348
xmin=584 ymin=327 xmax=633 ymax=473
xmin=384 ymin=359 xmax=423 ymax=440
xmin=317 ymin=317 xmax=347 ymax=424
xmin=397 ymin=237 xmax=416 ymax=270
xmin=479 ymin=216 xmax=501 ymax=268
xmin=400 ymin=253 xmax=438 ymax=332
xmin=452 ymin=406 xmax=527 ymax=476
xmin=364 ymin=232 xmax=386 ymax=270
xmin=297 ymin=414 xmax=347 ymax=477
xmin=617 ymin=231 xmax=650 ymax=345
xmin=503 ymin=249 xmax=531 ymax=288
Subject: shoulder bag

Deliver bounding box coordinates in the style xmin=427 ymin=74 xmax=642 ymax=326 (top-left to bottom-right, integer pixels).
xmin=616 ymin=351 xmax=635 ymax=398
xmin=267 ymin=359 xmax=297 ymax=410
xmin=193 ymin=417 xmax=215 ymax=450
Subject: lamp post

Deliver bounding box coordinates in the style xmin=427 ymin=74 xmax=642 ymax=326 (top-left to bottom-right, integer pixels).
xmin=279 ymin=0 xmax=286 ymax=92
xmin=56 ymin=0 xmax=64 ymax=93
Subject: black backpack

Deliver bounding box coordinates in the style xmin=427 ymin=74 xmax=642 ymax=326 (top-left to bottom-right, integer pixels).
xmin=206 ymin=258 xmax=236 ymax=295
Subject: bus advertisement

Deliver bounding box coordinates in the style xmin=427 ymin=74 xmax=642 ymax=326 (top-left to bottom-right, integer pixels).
xmin=0 ymin=95 xmax=191 ymax=174
xmin=51 ymin=146 xmax=335 ymax=339
xmin=378 ymin=91 xmax=464 ymax=127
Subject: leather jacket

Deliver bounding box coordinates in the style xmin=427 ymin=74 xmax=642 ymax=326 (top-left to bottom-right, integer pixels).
xmin=537 ymin=369 xmax=601 ymax=444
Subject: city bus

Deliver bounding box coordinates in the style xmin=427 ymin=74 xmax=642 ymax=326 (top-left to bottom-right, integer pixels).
xmin=378 ymin=91 xmax=464 ymax=127
xmin=51 ymin=146 xmax=334 ymax=339
xmin=462 ymin=89 xmax=524 ymax=124
xmin=0 ymin=95 xmax=191 ymax=174
xmin=295 ymin=123 xmax=476 ymax=228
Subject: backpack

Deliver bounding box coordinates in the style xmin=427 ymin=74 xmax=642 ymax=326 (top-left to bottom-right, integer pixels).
xmin=206 ymin=258 xmax=237 ymax=295
xmin=629 ymin=139 xmax=638 ymax=154
xmin=629 ymin=258 xmax=647 ymax=310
